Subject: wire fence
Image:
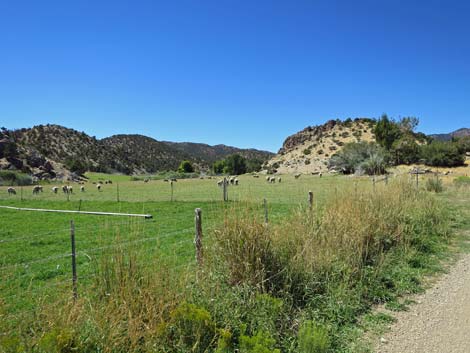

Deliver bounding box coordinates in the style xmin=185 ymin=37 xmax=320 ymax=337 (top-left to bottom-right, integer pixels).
xmin=0 ymin=174 xmax=420 ymax=335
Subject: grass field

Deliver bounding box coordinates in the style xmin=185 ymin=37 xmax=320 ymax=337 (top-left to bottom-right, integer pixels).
xmin=0 ymin=175 xmax=341 ymax=316
xmin=0 ymin=173 xmax=467 ymax=352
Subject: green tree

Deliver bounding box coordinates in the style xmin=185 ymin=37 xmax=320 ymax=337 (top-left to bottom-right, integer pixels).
xmin=65 ymin=158 xmax=88 ymax=175
xmin=212 ymin=160 xmax=226 ymax=174
xmin=178 ymin=160 xmax=194 ymax=173
xmin=392 ymin=135 xmax=420 ymax=165
xmin=224 ymin=154 xmax=247 ymax=175
xmin=373 ymin=114 xmax=402 ymax=150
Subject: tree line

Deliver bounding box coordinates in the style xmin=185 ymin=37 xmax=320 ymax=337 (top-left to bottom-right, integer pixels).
xmin=329 ymin=115 xmax=469 ymax=175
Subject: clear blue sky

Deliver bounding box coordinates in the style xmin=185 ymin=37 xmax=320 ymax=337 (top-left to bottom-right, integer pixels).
xmin=1 ymin=0 xmax=469 ymax=152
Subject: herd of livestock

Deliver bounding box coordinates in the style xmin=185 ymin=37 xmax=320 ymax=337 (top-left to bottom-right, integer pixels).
xmin=4 ymin=174 xmax=322 ymax=196
xmin=5 ymin=181 xmax=112 ymax=196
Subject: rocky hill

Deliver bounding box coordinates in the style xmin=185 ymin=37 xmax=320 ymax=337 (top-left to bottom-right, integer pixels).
xmin=0 ymin=124 xmax=273 ymax=179
xmin=265 ymin=118 xmax=376 ymax=174
xmin=430 ymin=128 xmax=470 ymax=141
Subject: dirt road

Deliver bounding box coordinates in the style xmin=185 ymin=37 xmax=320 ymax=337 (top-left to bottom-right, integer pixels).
xmin=376 ymin=232 xmax=470 ymax=353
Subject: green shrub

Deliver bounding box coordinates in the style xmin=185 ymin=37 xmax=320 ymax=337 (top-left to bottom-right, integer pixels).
xmin=420 ymin=141 xmax=465 ymax=167
xmin=239 ymin=331 xmax=280 ymax=353
xmin=165 ymin=302 xmax=217 ymax=353
xmin=426 ymin=177 xmax=444 ymax=193
xmin=0 ymin=170 xmax=32 ymax=186
xmin=303 ymin=148 xmax=312 ymax=155
xmin=297 ymin=321 xmax=330 ymax=353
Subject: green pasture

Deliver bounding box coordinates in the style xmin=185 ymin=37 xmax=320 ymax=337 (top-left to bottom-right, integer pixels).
xmin=0 ymin=174 xmax=349 ymax=323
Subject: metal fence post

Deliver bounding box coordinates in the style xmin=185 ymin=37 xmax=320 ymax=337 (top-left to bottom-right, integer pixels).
xmin=308 ymin=191 xmax=313 ymax=210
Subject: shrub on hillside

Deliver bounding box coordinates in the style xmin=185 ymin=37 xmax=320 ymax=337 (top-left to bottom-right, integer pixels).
xmin=328 ymin=141 xmax=388 ymax=175
xmin=420 ymin=141 xmax=465 ymax=167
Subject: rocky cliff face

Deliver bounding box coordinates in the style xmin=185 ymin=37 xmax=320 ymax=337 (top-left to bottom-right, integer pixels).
xmin=266 ymin=118 xmax=376 ymax=174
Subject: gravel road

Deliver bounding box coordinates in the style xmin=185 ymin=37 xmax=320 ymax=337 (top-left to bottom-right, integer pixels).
xmin=376 ymin=238 xmax=470 ymax=353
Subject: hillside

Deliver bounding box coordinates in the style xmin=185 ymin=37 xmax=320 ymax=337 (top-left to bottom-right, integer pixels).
xmin=266 ymin=118 xmax=376 ymax=174
xmin=162 ymin=141 xmax=273 ymax=165
xmin=430 ymin=128 xmax=470 ymax=141
xmin=0 ymin=124 xmax=273 ymax=179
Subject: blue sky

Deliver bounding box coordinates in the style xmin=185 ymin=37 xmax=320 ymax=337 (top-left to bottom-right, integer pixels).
xmin=1 ymin=0 xmax=469 ymax=152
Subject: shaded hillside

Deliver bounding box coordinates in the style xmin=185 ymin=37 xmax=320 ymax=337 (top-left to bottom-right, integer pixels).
xmin=162 ymin=141 xmax=273 ymax=165
xmin=1 ymin=124 xmax=273 ymax=178
xmin=101 ymin=134 xmax=189 ymax=173
xmin=266 ymin=118 xmax=376 ymax=174
xmin=430 ymin=128 xmax=470 ymax=141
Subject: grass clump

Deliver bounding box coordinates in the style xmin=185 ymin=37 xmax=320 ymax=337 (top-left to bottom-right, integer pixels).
xmin=426 ymin=176 xmax=444 ymax=193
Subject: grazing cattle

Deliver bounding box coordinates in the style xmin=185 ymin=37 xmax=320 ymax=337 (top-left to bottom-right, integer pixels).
xmin=32 ymin=185 xmax=42 ymax=194
xmin=62 ymin=185 xmax=69 ymax=194
xmin=97 ymin=183 xmax=102 ymax=191
xmin=80 ymin=185 xmax=85 ymax=192
xmin=67 ymin=186 xmax=73 ymax=194
xmin=234 ymin=178 xmax=239 ymax=185
xmin=144 ymin=178 xmax=149 ymax=183
xmin=319 ymin=172 xmax=323 ymax=178
xmin=52 ymin=186 xmax=58 ymax=194
xmin=253 ymin=175 xmax=259 ymax=178
xmin=170 ymin=178 xmax=177 ymax=182
xmin=294 ymin=173 xmax=301 ymax=179
xmin=217 ymin=179 xmax=224 ymax=187
xmin=163 ymin=179 xmax=169 ymax=182
xmin=266 ymin=176 xmax=270 ymax=182
xmin=107 ymin=180 xmax=112 ymax=184
xmin=278 ymin=177 xmax=281 ymax=183
xmin=7 ymin=187 xmax=16 ymax=195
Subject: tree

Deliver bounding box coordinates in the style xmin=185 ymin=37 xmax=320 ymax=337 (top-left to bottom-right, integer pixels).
xmin=65 ymin=158 xmax=88 ymax=175
xmin=178 ymin=160 xmax=194 ymax=173
xmin=373 ymin=114 xmax=402 ymax=150
xmin=212 ymin=160 xmax=226 ymax=174
xmin=392 ymin=135 xmax=420 ymax=165
xmin=398 ymin=117 xmax=419 ymax=134
xmin=223 ymin=154 xmax=247 ymax=175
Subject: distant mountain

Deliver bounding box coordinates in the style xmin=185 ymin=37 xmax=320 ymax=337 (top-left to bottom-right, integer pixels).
xmin=430 ymin=128 xmax=470 ymax=141
xmin=0 ymin=124 xmax=274 ymax=179
xmin=162 ymin=141 xmax=273 ymax=165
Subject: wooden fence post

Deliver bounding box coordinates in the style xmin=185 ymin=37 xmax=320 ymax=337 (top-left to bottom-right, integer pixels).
xmin=194 ymin=208 xmax=203 ymax=266
xmin=223 ymin=177 xmax=228 ymax=202
xmin=116 ymin=183 xmax=120 ymax=203
xmin=372 ymin=176 xmax=376 ymax=190
xmin=170 ymin=180 xmax=174 ymax=202
xmin=263 ymin=198 xmax=268 ymax=224
xmin=385 ymin=174 xmax=389 ymax=185
xmin=78 ymin=199 xmax=82 ymax=212
xmin=20 ymin=186 xmax=23 ymax=201
xmin=308 ymin=191 xmax=313 ymax=210
xmin=70 ymin=220 xmax=78 ymax=301
xmin=416 ymin=172 xmax=419 ymax=189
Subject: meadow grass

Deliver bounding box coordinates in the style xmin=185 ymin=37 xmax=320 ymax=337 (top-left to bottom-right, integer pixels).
xmin=0 ymin=175 xmax=462 ymax=352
